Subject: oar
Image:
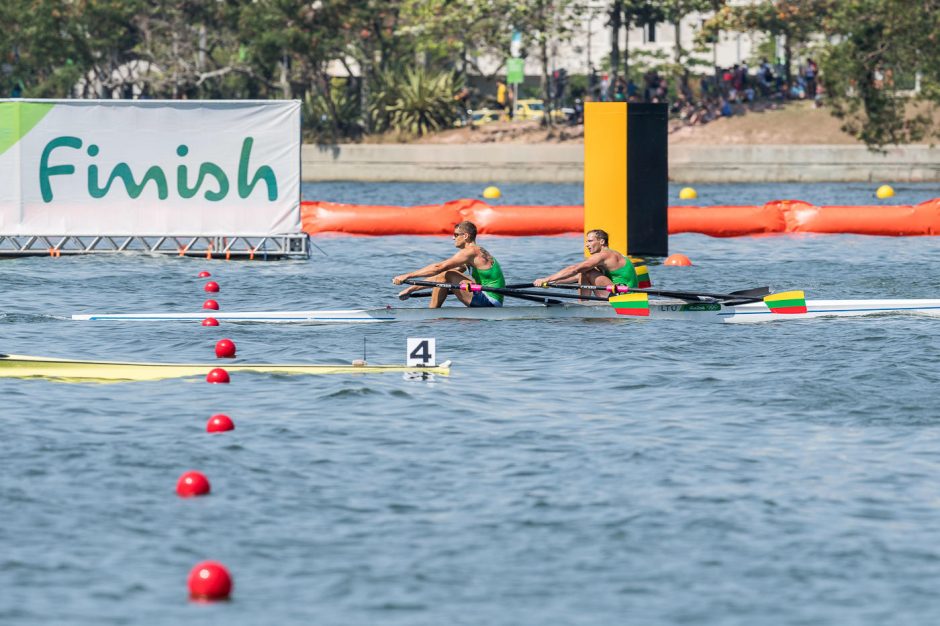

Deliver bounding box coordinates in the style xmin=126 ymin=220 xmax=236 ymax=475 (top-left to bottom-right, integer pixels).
xmin=413 ymin=286 xmax=568 ymax=306
xmin=401 ymin=278 xmax=609 ymax=305
xmin=399 ymin=290 xmax=432 ymax=300
xmin=533 ymin=281 xmax=772 ymax=303
xmin=400 ymin=290 xmax=577 ymax=305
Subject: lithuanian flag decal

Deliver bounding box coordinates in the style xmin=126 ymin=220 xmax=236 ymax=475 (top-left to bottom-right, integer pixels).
xmin=764 ymin=290 xmax=807 ymax=314
xmin=630 ymin=257 xmax=652 ymax=288
xmin=609 ymin=292 xmax=650 ymax=316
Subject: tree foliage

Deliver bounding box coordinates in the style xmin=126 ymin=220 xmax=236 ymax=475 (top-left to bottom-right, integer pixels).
xmin=705 ymin=0 xmax=940 ymax=146
xmin=1 ymin=0 xmax=938 ymax=145
xmin=821 ymin=0 xmax=940 ymax=146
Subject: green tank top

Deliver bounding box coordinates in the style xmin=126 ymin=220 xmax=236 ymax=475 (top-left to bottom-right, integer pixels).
xmin=604 ymin=259 xmax=638 ymax=287
xmin=471 ymin=257 xmax=505 ymax=303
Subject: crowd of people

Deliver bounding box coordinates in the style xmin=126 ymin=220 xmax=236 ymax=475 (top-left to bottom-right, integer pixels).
xmin=673 ymin=58 xmax=821 ymax=129
xmin=574 ymin=58 xmax=822 ymax=128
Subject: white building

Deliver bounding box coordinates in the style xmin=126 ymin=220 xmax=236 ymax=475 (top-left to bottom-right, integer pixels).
xmin=473 ymin=2 xmax=766 ymax=78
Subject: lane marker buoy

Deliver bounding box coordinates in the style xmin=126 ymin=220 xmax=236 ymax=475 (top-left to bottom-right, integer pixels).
xmin=664 ymin=253 xmax=693 ymax=266
xmin=207 ymin=414 xmax=235 ymax=433
xmin=188 ymin=561 xmax=232 ymax=601
xmin=176 ymin=471 xmax=211 ymax=497
xmin=215 ymin=339 xmax=236 ymax=359
xmin=206 ymin=368 xmax=230 ymax=384
xmin=876 ymin=184 xmax=895 ymax=199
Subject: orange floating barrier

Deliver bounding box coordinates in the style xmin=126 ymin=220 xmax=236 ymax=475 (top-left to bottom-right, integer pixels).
xmin=300 ymin=198 xmax=940 ymax=237
xmin=301 ymin=201 xmax=461 ymax=236
xmin=469 ymin=204 xmax=582 ymax=236
xmin=669 ymin=204 xmax=787 ymax=237
xmin=784 ymin=199 xmax=940 ymax=236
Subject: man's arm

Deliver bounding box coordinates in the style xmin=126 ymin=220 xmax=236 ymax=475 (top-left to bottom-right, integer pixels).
xmin=532 ymin=252 xmax=608 ymax=286
xmin=392 ymin=248 xmax=474 ymax=285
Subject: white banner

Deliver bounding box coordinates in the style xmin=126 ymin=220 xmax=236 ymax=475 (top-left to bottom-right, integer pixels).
xmin=0 ymin=99 xmax=301 ymax=236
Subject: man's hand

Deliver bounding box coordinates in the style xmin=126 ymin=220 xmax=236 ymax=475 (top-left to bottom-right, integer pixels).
xmin=392 ymin=274 xmax=409 ymax=285
xmin=532 ymin=278 xmax=550 ymax=287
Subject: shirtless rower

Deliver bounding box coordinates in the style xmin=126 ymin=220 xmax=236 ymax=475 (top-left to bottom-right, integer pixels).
xmin=392 ymin=221 xmax=505 ymax=308
xmin=532 ymin=228 xmax=637 ymax=296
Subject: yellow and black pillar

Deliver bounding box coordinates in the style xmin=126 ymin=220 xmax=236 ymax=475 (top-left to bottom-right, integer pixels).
xmin=584 ymin=102 xmax=668 ymax=257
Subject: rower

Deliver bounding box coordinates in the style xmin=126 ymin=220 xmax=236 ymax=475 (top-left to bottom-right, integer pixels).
xmin=392 ymin=220 xmax=506 ymax=308
xmin=533 ymin=228 xmax=638 ymax=297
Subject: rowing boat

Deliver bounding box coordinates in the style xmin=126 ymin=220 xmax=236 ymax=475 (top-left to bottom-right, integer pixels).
xmin=71 ymin=298 xmax=940 ymax=324
xmin=0 ymin=353 xmax=451 ymax=383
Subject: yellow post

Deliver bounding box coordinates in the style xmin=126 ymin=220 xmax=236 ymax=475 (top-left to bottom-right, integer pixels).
xmin=583 ymin=102 xmax=628 ymax=256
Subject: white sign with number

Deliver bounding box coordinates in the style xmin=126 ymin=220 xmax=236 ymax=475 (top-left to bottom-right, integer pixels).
xmin=406 ymin=338 xmax=436 ymax=367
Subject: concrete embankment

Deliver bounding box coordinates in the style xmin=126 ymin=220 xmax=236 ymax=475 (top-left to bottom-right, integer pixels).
xmin=301 ymin=143 xmax=940 ymax=183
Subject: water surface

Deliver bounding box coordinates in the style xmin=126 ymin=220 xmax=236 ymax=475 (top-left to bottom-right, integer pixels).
xmin=3 ymin=183 xmax=940 ymax=625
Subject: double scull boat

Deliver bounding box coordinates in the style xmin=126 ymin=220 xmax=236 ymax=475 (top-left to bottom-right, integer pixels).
xmin=72 ymin=297 xmax=940 ymax=324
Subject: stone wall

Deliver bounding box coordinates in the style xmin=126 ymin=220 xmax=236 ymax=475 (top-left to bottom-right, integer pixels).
xmin=301 ymin=143 xmax=940 ymax=183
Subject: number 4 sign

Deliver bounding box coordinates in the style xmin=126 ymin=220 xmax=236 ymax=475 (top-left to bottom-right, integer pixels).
xmin=406 ymin=338 xmax=436 ymax=367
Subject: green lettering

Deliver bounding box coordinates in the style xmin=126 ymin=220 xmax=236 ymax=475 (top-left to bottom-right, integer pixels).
xmin=178 ymin=163 xmax=229 ymax=201
xmin=237 ymin=137 xmax=277 ymax=201
xmin=89 ymin=162 xmax=168 ymax=200
xmin=39 ymin=136 xmax=82 ymax=202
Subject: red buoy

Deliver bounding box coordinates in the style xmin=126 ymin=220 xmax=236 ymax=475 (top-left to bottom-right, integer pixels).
xmin=176 ymin=471 xmax=211 ymax=497
xmin=202 ymin=317 xmax=219 ymax=327
xmin=206 ymin=368 xmax=230 ymax=384
xmin=198 ymin=271 xmax=211 ymax=278
xmin=203 ymin=299 xmax=219 ymax=310
xmin=207 ymin=414 xmax=235 ymax=433
xmin=204 ymin=281 xmax=220 ymax=293
xmin=664 ymin=253 xmax=693 ymax=267
xmin=215 ymin=339 xmax=236 ymax=359
xmin=188 ymin=561 xmax=232 ymax=601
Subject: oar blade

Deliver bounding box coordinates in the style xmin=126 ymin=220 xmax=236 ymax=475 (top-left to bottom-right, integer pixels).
xmin=764 ymin=290 xmax=807 ymax=314
xmin=629 ymin=257 xmax=653 ymax=289
xmin=609 ymin=293 xmax=650 ymax=316
xmin=729 ymin=286 xmax=771 ymax=298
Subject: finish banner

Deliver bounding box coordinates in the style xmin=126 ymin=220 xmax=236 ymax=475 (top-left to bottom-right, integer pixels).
xmin=0 ymin=99 xmax=301 ymax=236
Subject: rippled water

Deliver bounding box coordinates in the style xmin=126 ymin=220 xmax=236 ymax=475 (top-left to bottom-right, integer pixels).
xmin=3 ymin=182 xmax=940 ymax=625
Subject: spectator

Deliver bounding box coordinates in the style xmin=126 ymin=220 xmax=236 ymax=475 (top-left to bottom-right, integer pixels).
xmin=754 ymin=59 xmax=772 ymax=96
xmin=732 ymin=64 xmax=744 ymax=97
xmin=614 ymin=78 xmax=626 ymax=101
xmin=626 ymin=77 xmax=638 ymax=99
xmin=804 ymin=58 xmax=818 ymax=100
xmin=720 ymin=97 xmax=732 ymax=117
xmin=496 ymin=80 xmax=508 ymax=117
xmin=573 ymin=98 xmax=583 ymax=124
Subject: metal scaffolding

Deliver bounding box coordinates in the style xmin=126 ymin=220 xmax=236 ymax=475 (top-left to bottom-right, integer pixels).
xmin=0 ymin=234 xmax=310 ymax=260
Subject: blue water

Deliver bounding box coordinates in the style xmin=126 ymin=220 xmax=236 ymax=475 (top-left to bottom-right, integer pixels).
xmin=3 ymin=183 xmax=940 ymax=625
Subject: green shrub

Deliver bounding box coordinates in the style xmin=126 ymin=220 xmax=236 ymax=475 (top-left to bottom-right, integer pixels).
xmin=382 ymin=67 xmax=461 ymax=136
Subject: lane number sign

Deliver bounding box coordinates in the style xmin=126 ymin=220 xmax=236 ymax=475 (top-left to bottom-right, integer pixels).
xmin=406 ymin=338 xmax=436 ymax=367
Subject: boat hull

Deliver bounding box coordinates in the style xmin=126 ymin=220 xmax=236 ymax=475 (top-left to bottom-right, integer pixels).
xmin=71 ymin=299 xmax=940 ymax=324
xmin=0 ymin=354 xmax=451 ymax=383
